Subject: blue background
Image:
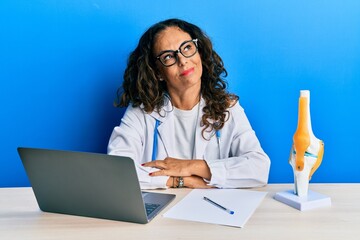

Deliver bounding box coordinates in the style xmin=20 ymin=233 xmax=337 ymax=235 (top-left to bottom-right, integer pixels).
xmin=1 ymin=1 xmax=359 ymax=187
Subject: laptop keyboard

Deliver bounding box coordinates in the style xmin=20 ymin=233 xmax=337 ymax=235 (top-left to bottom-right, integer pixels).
xmin=145 ymin=203 xmax=160 ymax=216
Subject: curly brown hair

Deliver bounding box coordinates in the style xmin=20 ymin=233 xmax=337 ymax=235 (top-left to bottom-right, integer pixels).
xmin=115 ymin=18 xmax=238 ymax=139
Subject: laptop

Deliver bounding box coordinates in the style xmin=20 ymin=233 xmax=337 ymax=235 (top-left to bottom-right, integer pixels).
xmin=17 ymin=147 xmax=175 ymax=224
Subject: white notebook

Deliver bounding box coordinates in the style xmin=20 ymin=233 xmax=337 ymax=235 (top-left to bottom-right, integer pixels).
xmin=163 ymin=189 xmax=267 ymax=228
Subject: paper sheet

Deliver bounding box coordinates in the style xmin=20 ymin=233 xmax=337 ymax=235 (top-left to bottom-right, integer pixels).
xmin=163 ymin=189 xmax=267 ymax=228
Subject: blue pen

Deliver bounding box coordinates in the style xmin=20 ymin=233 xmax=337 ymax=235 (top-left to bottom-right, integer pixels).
xmin=203 ymin=196 xmax=234 ymax=215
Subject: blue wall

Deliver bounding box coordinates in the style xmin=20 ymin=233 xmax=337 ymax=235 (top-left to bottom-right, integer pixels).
xmin=1 ymin=1 xmax=359 ymax=187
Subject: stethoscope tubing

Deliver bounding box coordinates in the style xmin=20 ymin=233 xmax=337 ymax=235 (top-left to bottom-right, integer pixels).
xmin=151 ymin=119 xmax=220 ymax=161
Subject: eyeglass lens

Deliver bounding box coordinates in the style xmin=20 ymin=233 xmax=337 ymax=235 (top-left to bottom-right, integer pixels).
xmin=158 ymin=39 xmax=198 ymax=67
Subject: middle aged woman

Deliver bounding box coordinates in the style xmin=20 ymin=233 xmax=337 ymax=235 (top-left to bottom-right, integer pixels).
xmin=108 ymin=18 xmax=270 ymax=189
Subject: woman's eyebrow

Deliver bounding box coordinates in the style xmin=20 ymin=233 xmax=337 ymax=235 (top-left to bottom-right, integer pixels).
xmin=158 ymin=39 xmax=192 ymax=53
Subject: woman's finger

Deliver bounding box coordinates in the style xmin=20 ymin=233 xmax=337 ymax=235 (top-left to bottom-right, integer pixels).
xmin=142 ymin=160 xmax=167 ymax=169
xmin=149 ymin=170 xmax=167 ymax=176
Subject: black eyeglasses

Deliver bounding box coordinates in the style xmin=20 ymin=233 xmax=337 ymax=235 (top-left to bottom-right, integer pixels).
xmin=156 ymin=39 xmax=198 ymax=67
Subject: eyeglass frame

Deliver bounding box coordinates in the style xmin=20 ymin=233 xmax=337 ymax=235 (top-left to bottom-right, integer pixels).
xmin=155 ymin=39 xmax=199 ymax=67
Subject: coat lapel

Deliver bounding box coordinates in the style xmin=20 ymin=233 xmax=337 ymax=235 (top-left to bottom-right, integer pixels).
xmin=149 ymin=97 xmax=175 ymax=157
xmin=194 ymin=98 xmax=213 ymax=159
xmin=156 ymin=114 xmax=175 ymax=157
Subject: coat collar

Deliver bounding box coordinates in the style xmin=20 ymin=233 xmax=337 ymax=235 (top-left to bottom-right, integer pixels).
xmin=149 ymin=96 xmax=173 ymax=122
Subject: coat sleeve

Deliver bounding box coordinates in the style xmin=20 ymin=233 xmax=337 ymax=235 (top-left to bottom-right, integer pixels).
xmin=206 ymin=103 xmax=271 ymax=188
xmin=107 ymin=106 xmax=169 ymax=189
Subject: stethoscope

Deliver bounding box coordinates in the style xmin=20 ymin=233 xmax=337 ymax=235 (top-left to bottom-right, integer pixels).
xmin=151 ymin=120 xmax=161 ymax=161
xmin=151 ymin=119 xmax=221 ymax=161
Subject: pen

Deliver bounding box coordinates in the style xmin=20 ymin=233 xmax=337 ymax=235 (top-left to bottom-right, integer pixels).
xmin=203 ymin=196 xmax=234 ymax=215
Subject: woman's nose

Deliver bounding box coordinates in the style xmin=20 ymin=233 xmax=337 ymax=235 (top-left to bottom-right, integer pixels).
xmin=177 ymin=53 xmax=188 ymax=66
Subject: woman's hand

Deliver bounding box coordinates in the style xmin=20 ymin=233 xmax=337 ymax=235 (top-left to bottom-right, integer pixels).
xmin=142 ymin=157 xmax=211 ymax=179
xmin=143 ymin=157 xmax=193 ymax=176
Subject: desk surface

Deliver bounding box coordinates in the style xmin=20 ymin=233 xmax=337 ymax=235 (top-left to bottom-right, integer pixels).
xmin=1 ymin=184 xmax=359 ymax=240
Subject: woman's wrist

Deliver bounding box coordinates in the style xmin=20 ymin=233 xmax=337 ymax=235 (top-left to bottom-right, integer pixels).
xmin=190 ymin=160 xmax=211 ymax=180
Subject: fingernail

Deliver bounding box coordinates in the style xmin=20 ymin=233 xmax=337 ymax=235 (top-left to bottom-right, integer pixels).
xmin=149 ymin=173 xmax=153 ymax=176
xmin=141 ymin=163 xmax=145 ymax=166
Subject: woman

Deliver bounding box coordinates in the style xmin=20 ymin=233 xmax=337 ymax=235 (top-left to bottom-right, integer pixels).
xmin=108 ymin=18 xmax=270 ymax=189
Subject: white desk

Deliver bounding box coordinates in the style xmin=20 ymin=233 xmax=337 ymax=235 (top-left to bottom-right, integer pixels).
xmin=0 ymin=184 xmax=359 ymax=240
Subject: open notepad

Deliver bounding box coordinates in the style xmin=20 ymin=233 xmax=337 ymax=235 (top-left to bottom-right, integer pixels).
xmin=163 ymin=189 xmax=267 ymax=228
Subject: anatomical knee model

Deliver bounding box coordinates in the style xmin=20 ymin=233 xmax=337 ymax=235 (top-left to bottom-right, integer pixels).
xmin=289 ymin=90 xmax=324 ymax=197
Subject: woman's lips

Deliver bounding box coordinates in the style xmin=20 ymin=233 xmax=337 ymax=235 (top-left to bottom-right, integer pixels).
xmin=180 ymin=67 xmax=194 ymax=76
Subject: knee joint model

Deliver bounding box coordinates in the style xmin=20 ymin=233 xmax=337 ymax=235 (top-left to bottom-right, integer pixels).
xmin=289 ymin=90 xmax=324 ymax=197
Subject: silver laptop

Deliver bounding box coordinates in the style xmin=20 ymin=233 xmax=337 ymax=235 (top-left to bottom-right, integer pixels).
xmin=17 ymin=147 xmax=175 ymax=224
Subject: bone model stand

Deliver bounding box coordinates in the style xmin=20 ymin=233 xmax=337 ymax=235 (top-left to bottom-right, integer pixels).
xmin=274 ymin=90 xmax=330 ymax=211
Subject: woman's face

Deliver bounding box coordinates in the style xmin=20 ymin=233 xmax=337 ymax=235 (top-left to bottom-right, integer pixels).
xmin=153 ymin=27 xmax=203 ymax=96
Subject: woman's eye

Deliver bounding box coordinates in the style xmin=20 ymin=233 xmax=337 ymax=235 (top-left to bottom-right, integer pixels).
xmin=163 ymin=54 xmax=173 ymax=61
xmin=183 ymin=44 xmax=192 ymax=52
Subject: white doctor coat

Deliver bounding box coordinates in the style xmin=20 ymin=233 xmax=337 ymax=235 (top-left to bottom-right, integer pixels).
xmin=108 ymin=97 xmax=270 ymax=189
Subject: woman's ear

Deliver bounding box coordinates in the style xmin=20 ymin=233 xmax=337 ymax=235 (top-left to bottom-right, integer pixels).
xmin=155 ymin=64 xmax=165 ymax=81
xmin=157 ymin=74 xmax=164 ymax=81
